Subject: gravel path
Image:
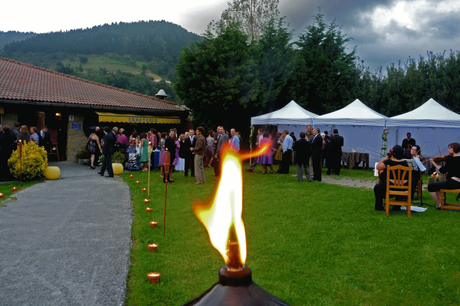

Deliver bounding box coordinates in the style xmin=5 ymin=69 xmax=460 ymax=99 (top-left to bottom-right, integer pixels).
xmin=0 ymin=162 xmax=132 ymax=306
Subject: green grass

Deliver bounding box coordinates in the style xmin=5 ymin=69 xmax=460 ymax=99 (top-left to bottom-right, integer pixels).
xmin=326 ymin=168 xmax=377 ymax=181
xmin=124 ymin=166 xmax=460 ymax=305
xmin=61 ymin=55 xmax=162 ymax=81
xmin=0 ymin=180 xmax=43 ymax=206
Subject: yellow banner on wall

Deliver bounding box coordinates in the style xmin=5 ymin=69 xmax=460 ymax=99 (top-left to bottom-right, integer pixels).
xmin=96 ymin=112 xmax=180 ymax=124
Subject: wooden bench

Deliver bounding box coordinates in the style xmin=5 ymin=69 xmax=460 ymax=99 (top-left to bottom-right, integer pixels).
xmin=440 ymin=189 xmax=460 ymax=210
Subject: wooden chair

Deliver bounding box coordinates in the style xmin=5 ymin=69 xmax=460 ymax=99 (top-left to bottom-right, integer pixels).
xmin=416 ymin=179 xmax=422 ymax=200
xmin=48 ymin=143 xmax=60 ymax=161
xmin=385 ymin=165 xmax=412 ymax=217
xmin=440 ymin=189 xmax=460 ymax=210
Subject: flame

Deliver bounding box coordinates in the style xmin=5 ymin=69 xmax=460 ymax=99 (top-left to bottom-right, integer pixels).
xmin=194 ymin=144 xmax=270 ymax=270
xmin=194 ymin=149 xmax=246 ymax=270
xmin=240 ymin=142 xmax=271 ymax=160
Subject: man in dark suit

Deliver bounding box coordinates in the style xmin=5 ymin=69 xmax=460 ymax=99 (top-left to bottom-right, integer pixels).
xmin=402 ymin=132 xmax=415 ymax=150
xmin=328 ymin=129 xmax=344 ymax=175
xmin=38 ymin=125 xmax=51 ymax=153
xmin=184 ymin=129 xmax=196 ymax=177
xmin=164 ymin=129 xmax=176 ymax=183
xmin=214 ymin=126 xmax=229 ymax=177
xmin=311 ymin=128 xmax=323 ymax=181
xmin=293 ymin=132 xmax=312 ymax=182
xmin=98 ymin=126 xmax=115 ymax=177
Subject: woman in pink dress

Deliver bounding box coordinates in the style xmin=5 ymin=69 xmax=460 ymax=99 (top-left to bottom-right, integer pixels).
xmin=256 ymin=132 xmax=274 ymax=174
xmin=172 ymin=136 xmax=180 ymax=170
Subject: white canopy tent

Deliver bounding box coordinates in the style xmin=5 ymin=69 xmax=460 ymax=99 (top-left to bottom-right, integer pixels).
xmin=250 ymin=100 xmax=318 ymax=137
xmin=313 ymin=99 xmax=387 ymax=126
xmin=386 ymin=98 xmax=460 ymax=158
xmin=313 ymin=99 xmax=392 ymax=166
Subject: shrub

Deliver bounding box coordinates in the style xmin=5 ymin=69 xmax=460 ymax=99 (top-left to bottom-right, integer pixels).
xmin=99 ymin=151 xmax=126 ymax=164
xmin=8 ymin=141 xmax=48 ymax=181
xmin=76 ymin=149 xmax=90 ymax=159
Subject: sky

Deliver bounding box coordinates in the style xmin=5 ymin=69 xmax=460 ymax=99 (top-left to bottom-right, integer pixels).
xmin=2 ymin=0 xmax=460 ymax=70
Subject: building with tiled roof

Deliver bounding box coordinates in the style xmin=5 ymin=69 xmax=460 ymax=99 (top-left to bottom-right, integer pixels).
xmin=0 ymin=57 xmax=188 ymax=161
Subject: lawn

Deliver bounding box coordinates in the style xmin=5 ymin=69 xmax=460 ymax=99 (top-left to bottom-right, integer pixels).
xmin=61 ymin=55 xmax=162 ymax=81
xmin=123 ymin=165 xmax=459 ymax=305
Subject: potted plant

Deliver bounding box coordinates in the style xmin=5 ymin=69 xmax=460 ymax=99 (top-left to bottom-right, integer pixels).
xmin=99 ymin=151 xmax=126 ymax=175
xmin=111 ymin=151 xmax=126 ymax=175
xmin=99 ymin=151 xmax=126 ymax=164
xmin=75 ymin=149 xmax=90 ymax=165
xmin=112 ymin=151 xmax=126 ymax=164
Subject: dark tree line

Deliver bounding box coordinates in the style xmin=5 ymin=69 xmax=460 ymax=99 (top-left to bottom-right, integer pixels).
xmin=357 ymin=51 xmax=460 ymax=115
xmin=0 ymin=31 xmax=37 ymax=50
xmin=175 ymin=13 xmax=360 ymax=132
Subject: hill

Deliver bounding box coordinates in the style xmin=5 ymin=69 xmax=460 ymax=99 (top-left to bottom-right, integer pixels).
xmin=0 ymin=31 xmax=37 ymax=50
xmin=1 ymin=21 xmax=203 ymax=102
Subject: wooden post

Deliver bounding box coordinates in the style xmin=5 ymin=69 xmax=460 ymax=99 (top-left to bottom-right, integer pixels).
xmin=148 ymin=141 xmax=152 ymax=196
xmin=19 ymin=141 xmax=23 ymax=186
xmin=163 ymin=150 xmax=170 ymax=237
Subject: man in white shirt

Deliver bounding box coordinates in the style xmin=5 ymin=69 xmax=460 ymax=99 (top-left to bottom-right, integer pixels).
xmin=229 ymin=128 xmax=240 ymax=152
xmin=280 ymin=130 xmax=293 ymax=174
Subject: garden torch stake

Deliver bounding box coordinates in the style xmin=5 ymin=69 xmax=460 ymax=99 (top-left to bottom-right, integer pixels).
xmin=163 ymin=150 xmax=170 ymax=237
xmin=19 ymin=140 xmax=23 ymax=186
xmin=148 ymin=141 xmax=152 ymax=196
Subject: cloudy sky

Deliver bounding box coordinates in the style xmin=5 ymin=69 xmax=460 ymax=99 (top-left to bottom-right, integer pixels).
xmin=2 ymin=0 xmax=459 ymax=69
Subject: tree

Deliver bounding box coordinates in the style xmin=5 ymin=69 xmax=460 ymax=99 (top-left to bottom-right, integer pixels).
xmin=254 ymin=17 xmax=295 ymax=113
xmin=175 ymin=23 xmax=259 ymax=131
xmin=209 ymin=0 xmax=280 ymax=42
xmin=285 ymin=13 xmax=359 ymax=114
xmin=78 ymin=55 xmax=88 ymax=64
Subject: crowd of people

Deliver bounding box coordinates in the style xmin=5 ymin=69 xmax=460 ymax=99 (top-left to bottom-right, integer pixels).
xmin=86 ymin=124 xmax=348 ymax=185
xmin=90 ymin=125 xmax=243 ymax=185
xmin=246 ymin=124 xmax=344 ymax=183
xmin=0 ymin=123 xmax=51 ymax=181
xmin=90 ymin=124 xmax=342 ymax=185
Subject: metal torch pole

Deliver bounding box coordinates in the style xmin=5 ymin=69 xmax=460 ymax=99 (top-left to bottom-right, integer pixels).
xmin=163 ymin=150 xmax=170 ymax=237
xmin=19 ymin=140 xmax=23 ymax=186
xmin=148 ymin=141 xmax=152 ymax=196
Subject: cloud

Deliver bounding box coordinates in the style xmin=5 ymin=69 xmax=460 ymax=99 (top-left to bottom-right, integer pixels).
xmin=423 ymin=11 xmax=460 ymax=39
xmin=279 ymin=0 xmax=460 ymax=69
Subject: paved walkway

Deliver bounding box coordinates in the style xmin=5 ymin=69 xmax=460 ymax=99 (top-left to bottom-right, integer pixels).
xmin=0 ymin=161 xmax=132 ymax=306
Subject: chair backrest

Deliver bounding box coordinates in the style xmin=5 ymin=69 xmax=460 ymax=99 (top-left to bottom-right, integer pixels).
xmin=385 ymin=164 xmax=412 ymax=217
xmin=386 ymin=164 xmax=412 ymax=189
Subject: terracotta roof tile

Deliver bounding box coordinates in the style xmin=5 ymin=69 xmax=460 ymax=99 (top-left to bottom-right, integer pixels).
xmin=0 ymin=57 xmax=185 ymax=113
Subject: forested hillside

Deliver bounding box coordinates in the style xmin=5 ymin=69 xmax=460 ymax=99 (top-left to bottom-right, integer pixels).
xmin=1 ymin=21 xmax=202 ymax=103
xmin=3 ymin=21 xmax=201 ymax=64
xmin=0 ymin=31 xmax=37 ymax=50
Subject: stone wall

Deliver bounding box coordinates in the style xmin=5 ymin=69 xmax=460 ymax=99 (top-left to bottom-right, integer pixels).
xmin=2 ymin=112 xmax=18 ymax=128
xmin=66 ymin=114 xmax=87 ymax=162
